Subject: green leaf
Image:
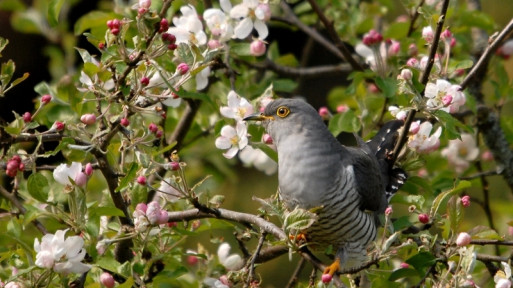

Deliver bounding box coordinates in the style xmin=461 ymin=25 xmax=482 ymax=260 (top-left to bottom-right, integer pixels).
xmin=469 ymin=226 xmax=503 ymax=240
xmin=375 ymin=77 xmax=397 ymax=98
xmin=47 ymin=0 xmax=65 ymax=27
xmin=328 ymin=110 xmax=361 ymax=136
xmin=74 ymin=11 xmax=116 ymax=36
xmin=27 ymin=173 xmax=49 ymax=202
xmin=283 ymin=207 xmax=318 ymax=232
xmin=430 ymin=180 xmax=471 ymax=217
xmin=433 ymin=110 xmax=473 ymax=140
xmin=0 ymin=37 xmax=8 ymax=57
xmin=115 ymin=162 xmax=138 ymax=192
xmin=230 ymin=42 xmax=251 ymax=56
xmin=392 ymin=216 xmax=413 ymax=231
xmin=153 ymin=267 xmax=188 ymax=284
xmin=176 ymin=43 xmax=195 ymax=65
xmin=10 ymin=72 xmax=29 ymax=88
xmin=406 ymin=252 xmax=437 ymax=273
xmin=116 ymin=277 xmax=134 ymax=288
xmin=447 ymin=195 xmax=463 ymax=233
xmin=454 ymin=59 xmax=474 ymax=71
xmin=1 ymin=59 xmax=15 ymax=86
xmin=89 ymin=206 xmax=125 ymax=217
xmin=272 ymin=79 xmax=298 ymax=93
xmin=384 ymin=22 xmax=409 ymax=39
xmin=117 ymin=261 xmax=132 ymax=278
xmin=388 ymin=267 xmax=419 ymax=281
xmin=174 ymin=88 xmax=214 ymax=107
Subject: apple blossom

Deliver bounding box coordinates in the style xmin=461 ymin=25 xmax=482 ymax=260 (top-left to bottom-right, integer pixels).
xmin=220 ymin=90 xmax=254 ymax=121
xmin=230 ymin=0 xmax=270 ymax=39
xmin=408 ymin=122 xmax=441 ymax=153
xmin=422 ymin=26 xmax=434 ymax=43
xmin=461 ymin=195 xmax=471 ymax=207
xmin=167 ymin=5 xmax=207 ymax=46
xmin=203 ymin=4 xmax=234 ymax=42
xmin=418 ymin=213 xmax=429 ymax=224
xmin=441 ymin=133 xmax=479 ymax=173
xmin=53 ymin=162 xmax=85 ymax=186
xmin=239 ymin=145 xmax=278 ymax=175
xmin=425 ymin=79 xmax=466 ymax=113
xmin=215 ymin=122 xmax=249 ymax=159
xmin=41 ymin=94 xmax=52 ymax=104
xmin=34 ymin=229 xmax=91 ymax=274
xmin=456 ymin=232 xmax=471 ymax=246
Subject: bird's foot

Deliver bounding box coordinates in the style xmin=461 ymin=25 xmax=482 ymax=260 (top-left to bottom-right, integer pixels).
xmin=321 ymin=258 xmax=340 ymax=283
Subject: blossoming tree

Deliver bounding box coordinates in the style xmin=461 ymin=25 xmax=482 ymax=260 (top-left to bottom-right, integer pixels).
xmin=0 ymin=0 xmax=513 ymax=287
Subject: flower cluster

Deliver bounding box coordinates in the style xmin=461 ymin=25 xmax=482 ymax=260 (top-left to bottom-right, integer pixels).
xmin=441 ymin=133 xmax=479 ymax=173
xmin=355 ymin=29 xmax=400 ymax=77
xmin=133 ymin=201 xmax=169 ymax=232
xmin=34 ymin=229 xmax=91 ymax=274
xmin=53 ymin=162 xmax=92 ymax=187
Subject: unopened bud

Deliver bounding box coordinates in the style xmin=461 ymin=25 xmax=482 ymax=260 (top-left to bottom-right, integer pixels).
xmin=456 ymin=232 xmax=471 ymax=246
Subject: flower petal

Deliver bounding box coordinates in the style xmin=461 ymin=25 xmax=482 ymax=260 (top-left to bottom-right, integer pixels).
xmin=253 ymin=20 xmax=268 ymax=39
xmin=234 ymin=17 xmax=253 ymax=39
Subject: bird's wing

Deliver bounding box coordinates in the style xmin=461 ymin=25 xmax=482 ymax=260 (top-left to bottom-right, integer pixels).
xmin=345 ymin=146 xmax=387 ymax=213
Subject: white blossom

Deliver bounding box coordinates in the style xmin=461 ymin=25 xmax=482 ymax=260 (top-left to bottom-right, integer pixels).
xmin=425 ymin=79 xmax=466 ymax=113
xmin=441 ymin=134 xmax=479 ymax=173
xmin=407 ymin=121 xmax=442 ymax=153
xmin=215 ymin=122 xmax=249 ymax=159
xmin=217 ymin=243 xmax=243 ymax=270
xmin=230 ymin=0 xmax=269 ymax=39
xmin=203 ymin=3 xmax=234 ymax=42
xmin=167 ymin=5 xmax=207 ymax=46
xmin=220 ymin=90 xmax=254 ymax=121
xmin=34 ymin=229 xmax=91 ymax=274
xmin=53 ymin=162 xmax=86 ymax=186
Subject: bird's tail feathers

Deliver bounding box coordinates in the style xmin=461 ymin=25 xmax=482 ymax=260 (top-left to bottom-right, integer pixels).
xmin=366 ymin=120 xmax=408 ymax=201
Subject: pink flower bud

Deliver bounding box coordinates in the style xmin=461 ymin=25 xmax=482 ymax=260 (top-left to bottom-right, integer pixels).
xmin=139 ymin=0 xmax=151 ymax=9
xmin=187 ymin=255 xmax=198 ymax=266
xmin=321 ymin=273 xmax=333 ymax=284
xmin=385 ymin=206 xmax=393 ymax=216
xmin=167 ymin=43 xmax=177 ymax=50
xmin=100 ymin=272 xmax=115 ymax=288
xmin=85 ymin=163 xmax=93 ymax=176
xmin=158 ymin=210 xmax=169 ymax=224
xmin=159 ymin=18 xmax=169 ymax=33
xmin=441 ymin=29 xmax=452 ymax=40
xmin=418 ymin=213 xmax=429 ymax=224
xmin=450 ymin=37 xmax=456 ymax=47
xmin=155 ymin=129 xmax=163 ymax=138
xmin=456 ymin=232 xmax=471 ymax=246
xmin=400 ymin=262 xmax=410 ymax=269
xmin=140 ymin=76 xmax=150 ymax=86
xmin=263 ymin=134 xmax=273 ymax=145
xmin=422 ymin=26 xmax=434 ymax=43
xmin=336 ymin=104 xmax=349 ymax=113
xmin=52 ymin=121 xmax=65 ymax=131
xmin=169 ymin=161 xmax=180 ymax=171
xmin=96 ymin=241 xmax=107 ymax=255
xmin=135 ymin=202 xmax=147 ymax=213
xmin=41 ymin=94 xmax=52 ymax=104
xmin=408 ymin=43 xmax=418 ymax=56
xmin=120 ymin=118 xmax=129 ymax=127
xmin=406 ymin=58 xmax=418 ymax=68
xmin=400 ymin=69 xmax=412 ymax=80
xmin=18 ymin=162 xmax=25 ymax=171
xmin=74 ymin=172 xmax=88 ymax=187
xmin=137 ymin=176 xmax=147 ymax=185
xmin=396 ymin=110 xmax=407 ymax=121
xmin=318 ymin=106 xmax=329 ymax=119
xmin=388 ymin=40 xmax=400 ymax=56
xmin=22 ymin=112 xmax=32 ymax=123
xmin=176 ymin=63 xmax=189 ymax=75
xmin=368 ymin=83 xmax=380 ymax=93
xmin=258 ymin=4 xmax=271 ymax=21
xmin=110 ymin=28 xmax=120 ymax=35
xmin=461 ymin=195 xmax=471 ymax=207
xmin=149 ymin=123 xmax=158 ymax=133
xmin=442 ymin=95 xmax=453 ymax=106
xmin=80 ymin=113 xmax=97 ymax=125
xmin=208 ymin=39 xmax=222 ymax=49
xmin=250 ymin=39 xmax=266 ymax=56
xmin=409 ymin=121 xmax=420 ymax=134
xmin=481 ymin=150 xmax=494 ymax=161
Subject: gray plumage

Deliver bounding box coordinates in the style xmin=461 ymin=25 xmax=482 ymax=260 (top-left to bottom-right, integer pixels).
xmin=246 ymin=98 xmax=405 ymax=270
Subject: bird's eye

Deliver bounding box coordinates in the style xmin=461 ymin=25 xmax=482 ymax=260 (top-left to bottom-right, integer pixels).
xmin=276 ymin=106 xmax=290 ymax=118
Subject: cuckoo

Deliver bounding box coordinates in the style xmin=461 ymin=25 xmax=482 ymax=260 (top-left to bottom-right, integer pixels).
xmin=244 ymin=98 xmax=407 ymax=279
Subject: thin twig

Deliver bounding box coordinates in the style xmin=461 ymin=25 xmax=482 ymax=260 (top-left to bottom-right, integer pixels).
xmin=0 ymin=185 xmax=48 ymax=234
xmin=407 ymin=0 xmax=426 ymax=37
xmin=246 ymin=232 xmax=267 ymax=286
xmin=242 ymin=58 xmax=352 ymax=79
xmin=286 ymin=257 xmax=306 ymax=288
xmin=470 ymin=240 xmax=513 ymax=246
xmin=305 ymin=0 xmax=363 ymax=71
xmin=390 ymin=0 xmax=450 ymax=164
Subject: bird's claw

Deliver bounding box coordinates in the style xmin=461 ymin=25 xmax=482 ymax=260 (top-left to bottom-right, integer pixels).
xmin=289 ymin=233 xmax=307 ymax=243
xmin=323 ymin=258 xmax=341 ymax=276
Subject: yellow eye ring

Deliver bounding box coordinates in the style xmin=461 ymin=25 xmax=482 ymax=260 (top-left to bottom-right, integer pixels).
xmin=276 ymin=106 xmax=290 ymax=118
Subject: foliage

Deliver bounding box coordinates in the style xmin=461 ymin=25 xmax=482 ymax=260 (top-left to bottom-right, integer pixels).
xmin=0 ymin=0 xmax=513 ymax=287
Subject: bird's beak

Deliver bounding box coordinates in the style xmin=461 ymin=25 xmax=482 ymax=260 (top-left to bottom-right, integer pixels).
xmin=243 ymin=113 xmax=274 ymax=121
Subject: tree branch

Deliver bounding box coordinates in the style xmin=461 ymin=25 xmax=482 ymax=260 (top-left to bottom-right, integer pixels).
xmin=242 ymin=58 xmax=352 ymax=79
xmin=0 ymin=185 xmax=48 ymax=234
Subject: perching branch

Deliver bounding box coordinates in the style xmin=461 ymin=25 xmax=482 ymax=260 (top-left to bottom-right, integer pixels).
xmin=242 ymin=58 xmax=352 ymax=79
xmin=0 ymin=185 xmax=48 ymax=235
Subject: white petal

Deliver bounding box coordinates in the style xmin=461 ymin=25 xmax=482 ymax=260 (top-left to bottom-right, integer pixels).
xmin=355 ymin=43 xmax=373 ymax=58
xmin=220 ymin=125 xmax=237 ymax=138
xmin=253 ymin=20 xmax=268 ymax=39
xmin=53 ymin=163 xmax=71 ymax=185
xmin=220 ymin=107 xmax=236 ymax=118
xmin=196 ymin=67 xmax=210 ymax=90
xmin=230 ymin=4 xmax=249 ymax=18
xmin=215 ymin=137 xmax=232 ymax=150
xmin=223 ymin=147 xmax=239 ymax=159
xmin=64 ymin=236 xmax=85 ymax=260
xmin=234 ymin=18 xmax=253 ymax=39
xmin=223 ymin=254 xmax=243 ymax=270
xmin=217 ymin=243 xmax=231 ymax=263
xmin=220 ymin=0 xmax=232 ymax=12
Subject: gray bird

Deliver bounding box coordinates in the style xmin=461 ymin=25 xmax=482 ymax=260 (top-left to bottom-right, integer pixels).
xmin=244 ymin=98 xmax=406 ymax=277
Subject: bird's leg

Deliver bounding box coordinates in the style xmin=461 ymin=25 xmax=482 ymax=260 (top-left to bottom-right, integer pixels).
xmin=289 ymin=232 xmax=307 ymax=243
xmin=323 ymin=257 xmax=340 ymax=276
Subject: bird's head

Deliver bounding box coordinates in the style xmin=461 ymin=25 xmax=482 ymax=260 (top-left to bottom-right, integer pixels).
xmin=244 ymin=98 xmax=325 ymax=144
